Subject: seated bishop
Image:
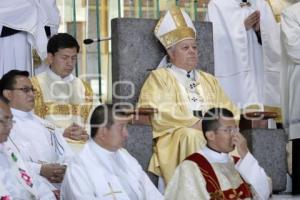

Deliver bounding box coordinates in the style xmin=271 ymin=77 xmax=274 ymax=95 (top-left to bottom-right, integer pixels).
xmin=61 ymin=104 xmax=163 ymax=199
xmin=0 ymin=70 xmax=74 ymax=189
xmin=165 ymin=108 xmax=271 ymax=200
xmin=0 ymin=97 xmax=57 ymax=199
xmin=138 ymin=6 xmax=239 ymax=185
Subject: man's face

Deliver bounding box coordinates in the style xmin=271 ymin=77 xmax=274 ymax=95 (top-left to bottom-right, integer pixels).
xmin=167 ymin=39 xmax=198 ymax=71
xmin=101 ymin=119 xmax=129 ymax=152
xmin=0 ymin=102 xmax=13 ymax=143
xmin=209 ymin=117 xmax=238 ymax=153
xmin=48 ymin=47 xmax=78 ymax=78
xmin=5 ymin=76 xmax=35 ymax=112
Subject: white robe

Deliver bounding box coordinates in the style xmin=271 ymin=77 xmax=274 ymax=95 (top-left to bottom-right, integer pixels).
xmin=0 ymin=142 xmax=56 ymax=199
xmin=61 ymin=140 xmax=163 ymax=200
xmin=281 ymin=2 xmax=300 ymax=140
xmin=205 ymin=0 xmax=281 ymax=108
xmin=9 ymin=108 xmax=74 ymax=186
xmin=165 ymin=147 xmax=271 ymax=200
xmin=0 ymin=0 xmax=59 ymax=77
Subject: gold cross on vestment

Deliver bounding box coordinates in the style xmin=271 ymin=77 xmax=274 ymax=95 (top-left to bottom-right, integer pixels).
xmin=103 ymin=182 xmax=122 ymax=200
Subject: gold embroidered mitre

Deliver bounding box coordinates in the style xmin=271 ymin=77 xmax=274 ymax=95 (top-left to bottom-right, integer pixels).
xmin=154 ymin=6 xmax=196 ymax=49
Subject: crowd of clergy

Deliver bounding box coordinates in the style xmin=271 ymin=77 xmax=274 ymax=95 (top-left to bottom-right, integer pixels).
xmin=0 ymin=0 xmax=300 ymax=199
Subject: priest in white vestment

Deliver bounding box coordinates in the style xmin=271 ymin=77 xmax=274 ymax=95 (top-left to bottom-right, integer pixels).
xmin=61 ymin=104 xmax=163 ymax=199
xmin=205 ymin=0 xmax=282 ymax=116
xmin=0 ymin=98 xmax=57 ymax=199
xmin=0 ymin=70 xmax=74 ymax=189
xmin=31 ymin=33 xmax=97 ymax=152
xmin=165 ymin=108 xmax=271 ymax=199
xmin=0 ymin=0 xmax=60 ymax=77
xmin=281 ymin=0 xmax=300 ymax=194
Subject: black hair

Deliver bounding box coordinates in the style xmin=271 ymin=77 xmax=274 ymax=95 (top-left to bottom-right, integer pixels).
xmin=202 ymin=108 xmax=234 ymax=139
xmin=0 ymin=70 xmax=30 ymax=102
xmin=47 ymin=33 xmax=80 ymax=54
xmin=90 ymin=104 xmax=129 ymax=138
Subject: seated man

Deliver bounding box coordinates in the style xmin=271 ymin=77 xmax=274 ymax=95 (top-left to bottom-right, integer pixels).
xmin=138 ymin=6 xmax=239 ymax=185
xmin=165 ymin=108 xmax=271 ymax=199
xmin=0 ymin=70 xmax=74 ymax=188
xmin=61 ymin=104 xmax=163 ymax=199
xmin=31 ymin=33 xmax=97 ymax=151
xmin=0 ymin=97 xmax=57 ymax=199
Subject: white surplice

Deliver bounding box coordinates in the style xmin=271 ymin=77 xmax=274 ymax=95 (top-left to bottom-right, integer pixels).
xmin=205 ymin=0 xmax=281 ymax=108
xmin=0 ymin=0 xmax=59 ymax=77
xmin=165 ymin=146 xmax=271 ymax=200
xmin=9 ymin=108 xmax=74 ymax=186
xmin=0 ymin=142 xmax=56 ymax=200
xmin=281 ymin=2 xmax=300 ymax=140
xmin=61 ymin=140 xmax=163 ymax=200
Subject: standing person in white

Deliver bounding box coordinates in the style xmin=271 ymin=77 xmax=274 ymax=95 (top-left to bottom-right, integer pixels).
xmin=0 ymin=0 xmax=60 ymax=77
xmin=0 ymin=97 xmax=57 ymax=199
xmin=0 ymin=70 xmax=74 ymax=189
xmin=281 ymin=0 xmax=300 ymax=194
xmin=61 ymin=104 xmax=163 ymax=200
xmin=205 ymin=0 xmax=282 ymax=114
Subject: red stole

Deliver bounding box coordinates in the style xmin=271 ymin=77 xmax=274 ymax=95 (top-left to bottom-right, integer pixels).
xmin=185 ymin=153 xmax=252 ymax=200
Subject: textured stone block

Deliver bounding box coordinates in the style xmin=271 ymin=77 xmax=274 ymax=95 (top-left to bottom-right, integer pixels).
xmin=242 ymin=129 xmax=287 ymax=192
xmin=125 ymin=124 xmax=157 ymax=184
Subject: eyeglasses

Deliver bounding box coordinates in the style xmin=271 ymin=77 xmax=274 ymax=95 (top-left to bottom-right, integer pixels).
xmin=11 ymin=87 xmax=36 ymax=94
xmin=216 ymin=126 xmax=240 ymax=134
xmin=0 ymin=119 xmax=15 ymax=127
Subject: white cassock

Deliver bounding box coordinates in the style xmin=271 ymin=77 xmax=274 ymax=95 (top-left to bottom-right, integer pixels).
xmin=281 ymin=2 xmax=300 ymax=140
xmin=61 ymin=140 xmax=163 ymax=200
xmin=9 ymin=108 xmax=74 ymax=187
xmin=165 ymin=146 xmax=271 ymax=200
xmin=205 ymin=0 xmax=281 ymax=108
xmin=0 ymin=142 xmax=56 ymax=199
xmin=0 ymin=0 xmax=59 ymax=77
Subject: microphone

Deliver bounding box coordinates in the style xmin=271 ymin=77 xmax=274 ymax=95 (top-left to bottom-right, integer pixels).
xmin=83 ymin=37 xmax=111 ymax=45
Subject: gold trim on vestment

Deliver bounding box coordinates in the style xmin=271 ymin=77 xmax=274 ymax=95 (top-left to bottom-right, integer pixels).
xmin=31 ymin=76 xmax=45 ymax=119
xmin=160 ymin=27 xmax=195 ymax=49
xmin=42 ymin=103 xmax=91 ymax=121
xmin=170 ymin=6 xmax=187 ymax=28
xmin=31 ymin=77 xmax=93 ymax=123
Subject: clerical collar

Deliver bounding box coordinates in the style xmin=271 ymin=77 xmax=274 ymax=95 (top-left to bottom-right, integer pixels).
xmin=201 ymin=146 xmax=229 ymax=163
xmin=48 ymin=67 xmax=75 ymax=82
xmin=171 ymin=65 xmax=196 ymax=80
xmin=207 ymin=145 xmax=222 ymax=154
xmin=11 ymin=108 xmax=34 ymax=120
xmin=91 ymin=139 xmax=117 ymax=157
xmin=239 ymin=0 xmax=251 ymax=7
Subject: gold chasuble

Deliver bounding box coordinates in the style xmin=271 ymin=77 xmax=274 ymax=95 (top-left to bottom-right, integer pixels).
xmin=138 ymin=68 xmax=239 ymax=184
xmin=31 ymin=70 xmax=95 ymax=150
